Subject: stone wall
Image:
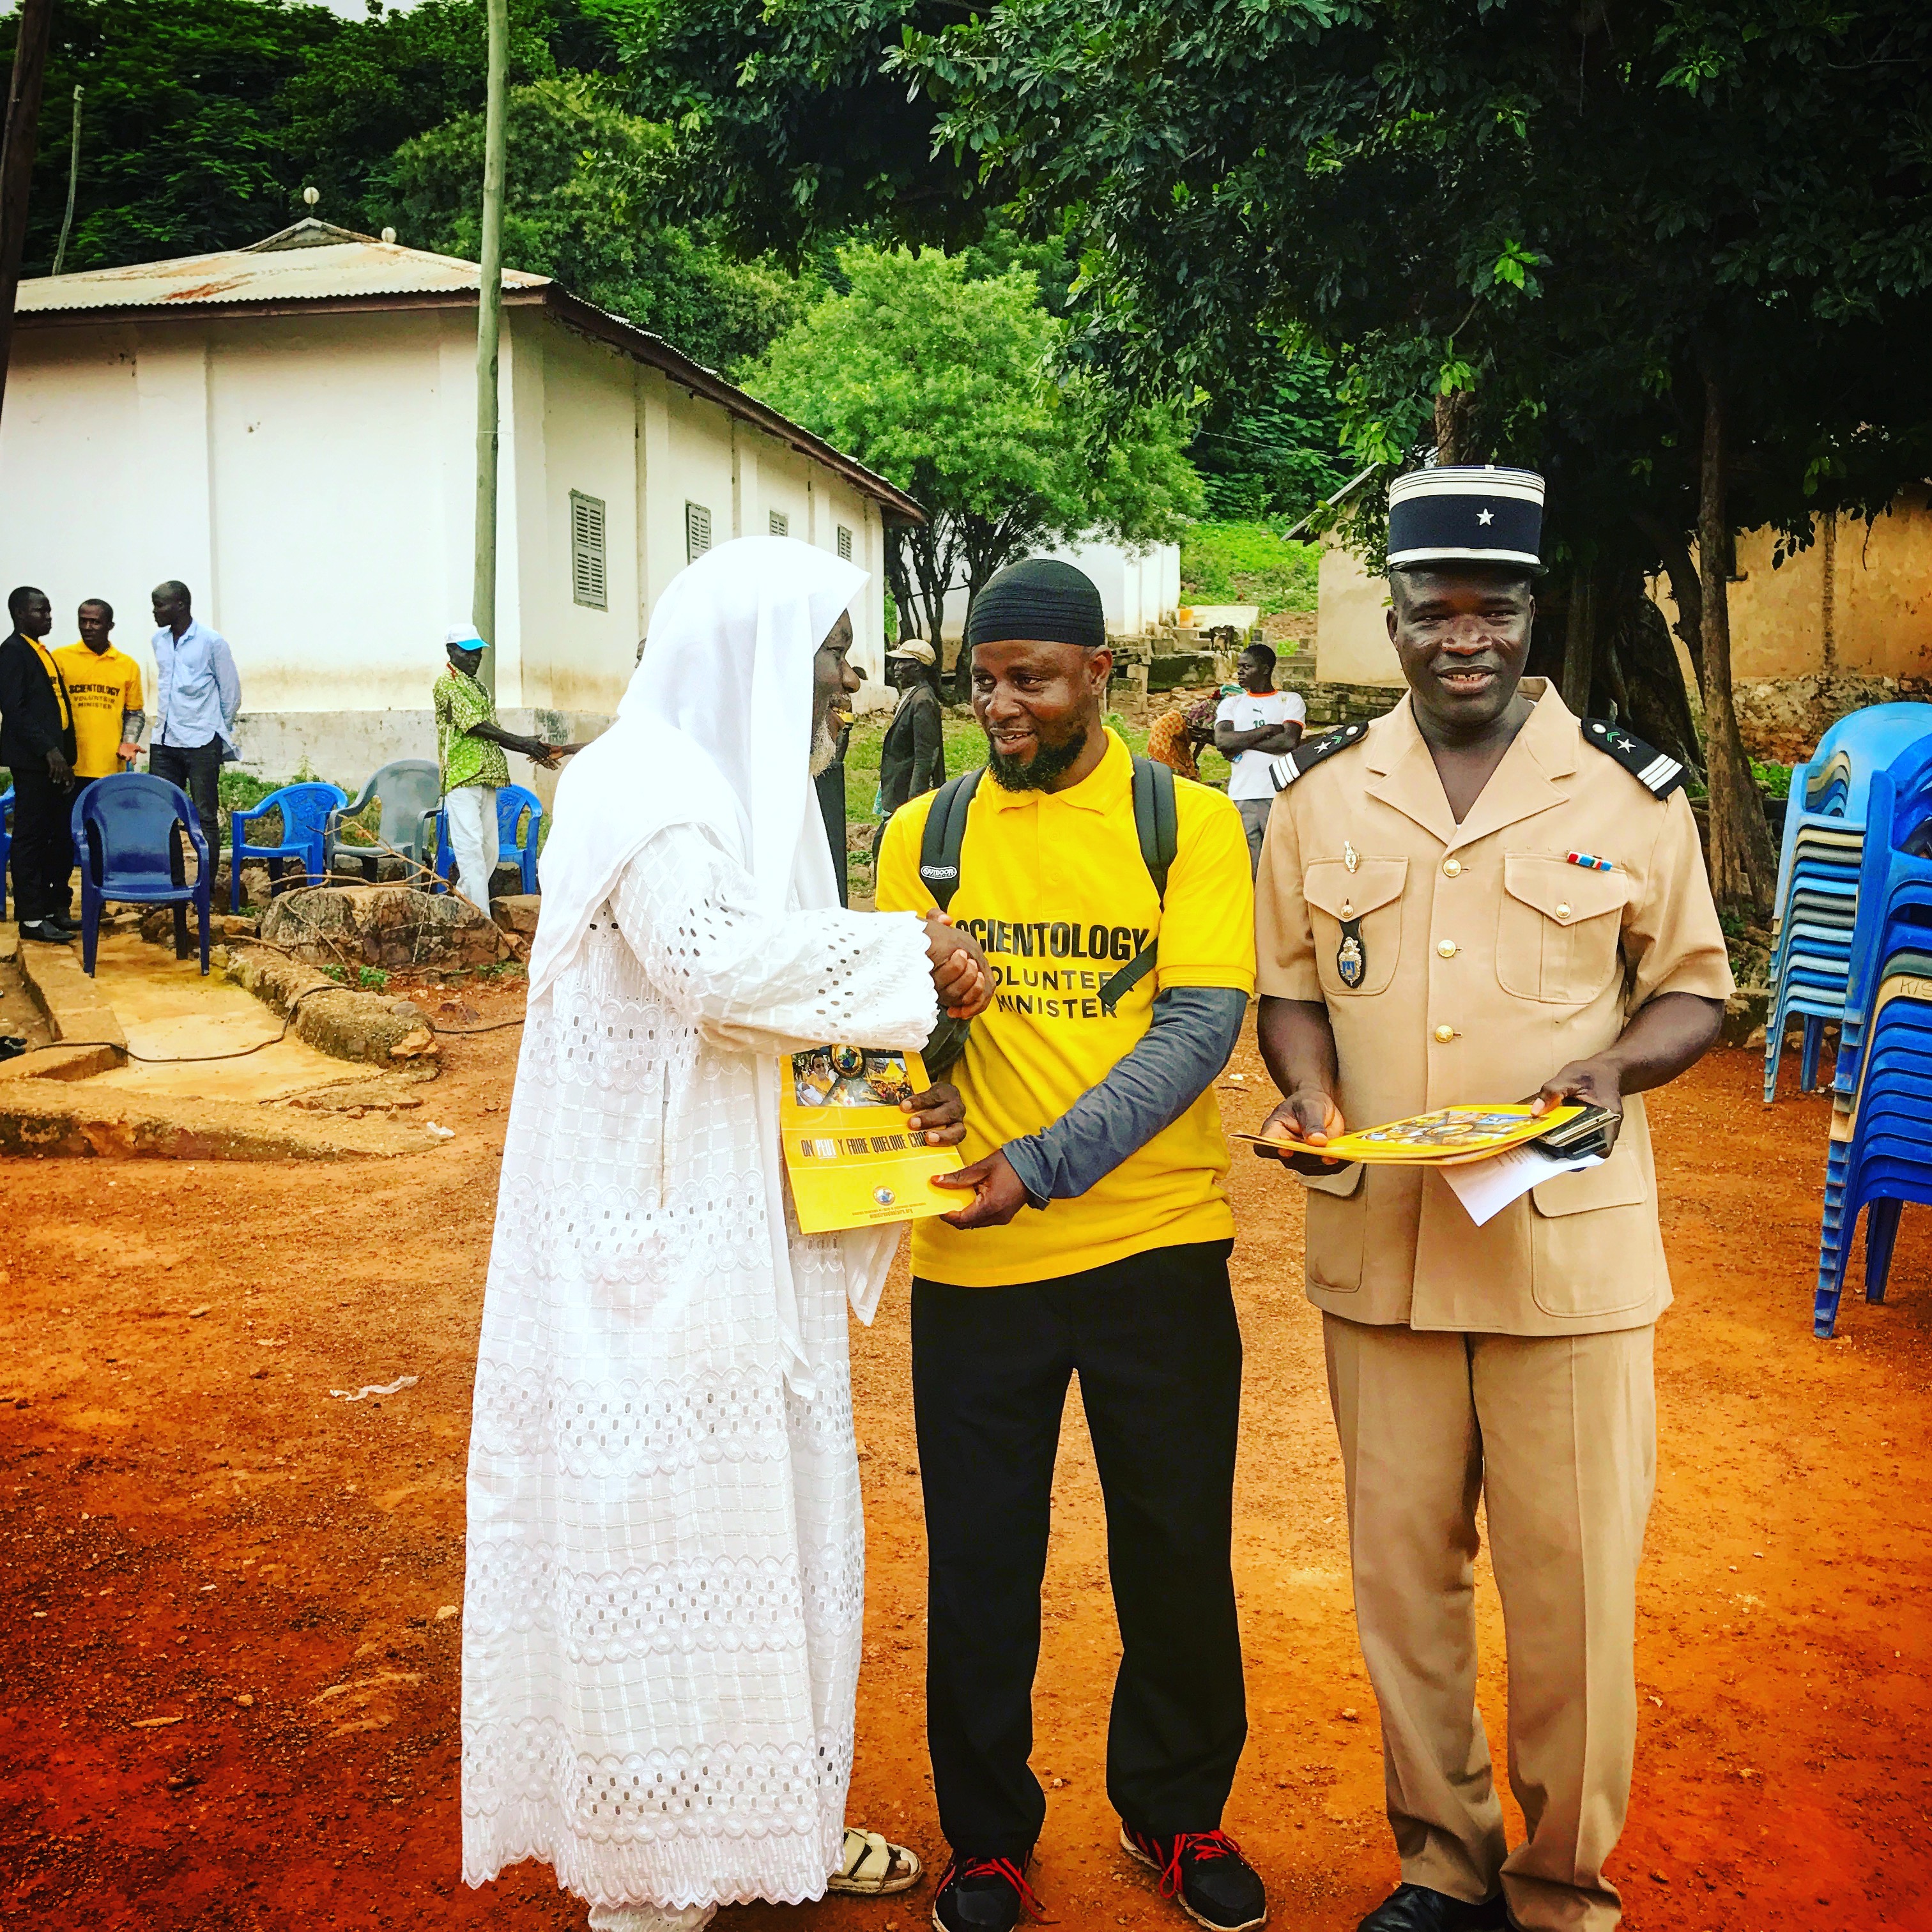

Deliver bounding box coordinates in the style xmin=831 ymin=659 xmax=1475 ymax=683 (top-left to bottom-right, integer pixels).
xmin=1733 ymin=675 xmax=1932 ymax=766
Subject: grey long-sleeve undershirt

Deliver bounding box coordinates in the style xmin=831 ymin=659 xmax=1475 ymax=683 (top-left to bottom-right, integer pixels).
xmin=999 ymin=985 xmax=1249 ymax=1208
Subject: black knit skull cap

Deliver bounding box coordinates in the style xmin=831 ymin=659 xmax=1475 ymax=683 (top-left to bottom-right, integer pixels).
xmin=965 ymin=557 xmax=1107 ymax=651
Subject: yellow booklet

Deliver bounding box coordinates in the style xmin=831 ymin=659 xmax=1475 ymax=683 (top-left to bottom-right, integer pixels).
xmin=1318 ymin=1103 xmax=1583 ymax=1165
xmin=1234 ymin=1103 xmax=1583 ymax=1166
xmin=779 ymin=1045 xmax=958 ymax=1234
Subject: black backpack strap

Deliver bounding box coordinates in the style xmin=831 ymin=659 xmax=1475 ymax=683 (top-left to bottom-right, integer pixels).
xmin=916 ymin=767 xmax=983 ymax=912
xmin=1098 ymin=756 xmax=1178 ymax=1016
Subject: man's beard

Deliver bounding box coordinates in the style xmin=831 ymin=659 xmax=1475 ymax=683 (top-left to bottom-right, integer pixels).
xmin=987 ymin=723 xmax=1090 ymax=792
xmin=808 ymin=710 xmax=841 ymax=778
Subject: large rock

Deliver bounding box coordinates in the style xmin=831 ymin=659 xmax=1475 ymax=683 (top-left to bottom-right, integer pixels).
xmin=261 ymin=884 xmax=510 ymax=972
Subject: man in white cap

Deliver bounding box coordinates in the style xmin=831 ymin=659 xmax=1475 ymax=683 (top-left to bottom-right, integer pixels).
xmin=434 ymin=625 xmax=571 ymax=905
xmin=876 ymin=634 xmax=947 ymax=857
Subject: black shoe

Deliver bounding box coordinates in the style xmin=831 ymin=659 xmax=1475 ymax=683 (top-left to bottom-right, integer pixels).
xmin=1121 ymin=1826 xmax=1269 ymax=1932
xmin=18 ymin=920 xmax=72 ymax=944
xmin=1356 ymin=1883 xmax=1507 ymax=1932
xmin=931 ymin=1851 xmax=1041 ymax=1932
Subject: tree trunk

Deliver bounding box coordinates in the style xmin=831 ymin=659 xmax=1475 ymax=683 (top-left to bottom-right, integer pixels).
xmin=1696 ymin=372 xmax=1776 ymax=914
xmin=1607 ymin=578 xmax=1702 ymax=776
xmin=0 ymin=0 xmax=56 ymax=427
xmin=883 ymin=523 xmax=917 ymax=646
xmin=1560 ymin=560 xmax=1597 ymax=714
xmin=1434 ymin=389 xmax=1476 ymax=465
xmin=1632 ymin=510 xmax=1705 ymax=688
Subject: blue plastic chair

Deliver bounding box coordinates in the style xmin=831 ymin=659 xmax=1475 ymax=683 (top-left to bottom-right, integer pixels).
xmin=1811 ymin=762 xmax=1932 ymax=1333
xmin=0 ymin=785 xmax=11 ymax=921
xmin=325 ymin=760 xmax=442 ymax=884
xmin=69 ymin=773 xmax=211 ymax=977
xmin=431 ymin=782 xmax=544 ymax=897
xmin=230 ymin=781 xmax=347 ymax=908
xmin=1765 ymin=705 xmax=1932 ymax=1100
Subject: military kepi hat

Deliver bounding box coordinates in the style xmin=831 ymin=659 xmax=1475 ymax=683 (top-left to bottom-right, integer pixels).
xmin=1386 ymin=464 xmax=1545 ymax=572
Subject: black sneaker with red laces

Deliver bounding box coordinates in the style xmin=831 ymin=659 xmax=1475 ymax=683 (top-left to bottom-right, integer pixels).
xmin=931 ymin=1850 xmax=1044 ymax=1932
xmin=1121 ymin=1825 xmax=1269 ymax=1932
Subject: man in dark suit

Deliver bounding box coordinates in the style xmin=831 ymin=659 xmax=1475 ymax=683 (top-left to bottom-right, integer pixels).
xmin=0 ymin=585 xmax=79 ymax=942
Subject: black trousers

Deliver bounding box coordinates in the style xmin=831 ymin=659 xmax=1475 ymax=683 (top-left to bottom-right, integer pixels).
xmin=912 ymin=1239 xmax=1247 ymax=1858
xmin=9 ymin=766 xmax=75 ymax=923
xmin=150 ymin=738 xmax=222 ymax=838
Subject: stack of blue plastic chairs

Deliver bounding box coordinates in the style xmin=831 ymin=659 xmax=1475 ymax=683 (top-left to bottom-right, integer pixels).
xmin=1763 ymin=704 xmax=1932 ymax=1100
xmin=1812 ymin=730 xmax=1932 ymax=1337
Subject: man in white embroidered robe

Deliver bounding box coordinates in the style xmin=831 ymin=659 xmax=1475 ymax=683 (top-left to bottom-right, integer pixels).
xmin=462 ymin=538 xmax=989 ymax=1931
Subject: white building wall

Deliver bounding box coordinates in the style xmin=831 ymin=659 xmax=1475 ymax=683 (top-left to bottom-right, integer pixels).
xmin=1 ymin=303 xmax=897 ymax=777
xmin=937 ymin=536 xmax=1181 ymax=641
xmin=1314 ymin=537 xmax=1402 ymax=686
xmin=756 ymin=440 xmax=815 ymax=548
xmin=532 ymin=320 xmax=638 ymax=716
xmin=0 ymin=323 xmax=150 ymax=663
xmin=204 ymin=310 xmax=449 ymax=710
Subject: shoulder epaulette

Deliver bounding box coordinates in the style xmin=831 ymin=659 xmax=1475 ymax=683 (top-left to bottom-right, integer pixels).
xmin=1268 ymin=719 xmax=1369 ymax=793
xmin=1579 ymin=717 xmax=1685 ymax=799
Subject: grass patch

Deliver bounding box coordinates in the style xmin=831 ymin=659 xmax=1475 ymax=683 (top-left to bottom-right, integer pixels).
xmin=1180 ymin=520 xmax=1321 ymax=615
xmin=319 ymin=963 xmax=390 ymax=991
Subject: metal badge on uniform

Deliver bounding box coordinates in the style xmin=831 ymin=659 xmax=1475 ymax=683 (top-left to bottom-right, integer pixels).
xmin=1336 ymin=916 xmax=1367 ymax=989
xmin=1344 ymin=840 xmax=1360 ymax=874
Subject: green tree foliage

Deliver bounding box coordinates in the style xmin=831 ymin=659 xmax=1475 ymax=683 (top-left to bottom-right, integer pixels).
xmin=282 ymin=0 xmax=601 ymax=226
xmin=1 ymin=0 xmax=338 ymax=269
xmin=879 ymin=0 xmax=1932 ymax=908
xmin=1188 ymin=348 xmax=1354 ymax=525
xmin=0 ymin=0 xmax=602 ymax=273
xmin=615 ymin=0 xmax=978 ymax=255
xmin=384 ymin=79 xmax=812 ymax=374
xmin=747 ymin=244 xmax=1202 ymax=682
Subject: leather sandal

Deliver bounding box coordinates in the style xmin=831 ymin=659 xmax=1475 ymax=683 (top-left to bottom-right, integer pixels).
xmin=827 ymin=1824 xmax=923 ymax=1896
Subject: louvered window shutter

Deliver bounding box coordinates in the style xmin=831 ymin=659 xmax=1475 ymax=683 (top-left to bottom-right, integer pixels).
xmin=769 ymin=509 xmax=788 ymax=537
xmin=686 ymin=502 xmax=712 ymax=561
xmin=570 ymin=492 xmax=607 ymax=610
xmin=836 ymin=524 xmax=853 ymax=561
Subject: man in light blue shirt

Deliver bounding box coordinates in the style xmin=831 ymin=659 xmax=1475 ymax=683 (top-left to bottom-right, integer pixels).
xmin=148 ymin=579 xmax=240 ymax=836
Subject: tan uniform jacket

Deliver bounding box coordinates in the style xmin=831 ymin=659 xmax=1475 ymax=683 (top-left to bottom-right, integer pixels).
xmin=1255 ymin=680 xmax=1735 ymax=1336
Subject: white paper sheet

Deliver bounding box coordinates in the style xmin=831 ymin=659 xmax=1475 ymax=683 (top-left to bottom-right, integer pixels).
xmin=1439 ymin=1145 xmax=1605 ymax=1227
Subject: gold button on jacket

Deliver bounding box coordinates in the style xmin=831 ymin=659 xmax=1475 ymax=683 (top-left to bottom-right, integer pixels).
xmin=1255 ymin=682 xmax=1735 ymax=1336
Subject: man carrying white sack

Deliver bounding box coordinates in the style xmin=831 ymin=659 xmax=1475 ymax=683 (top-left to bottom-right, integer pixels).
xmin=461 ymin=535 xmax=992 ymax=1931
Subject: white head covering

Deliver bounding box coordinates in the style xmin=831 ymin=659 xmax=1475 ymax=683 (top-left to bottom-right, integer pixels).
xmin=530 ymin=534 xmax=866 ymax=999
xmin=523 ymin=535 xmax=880 ymax=1392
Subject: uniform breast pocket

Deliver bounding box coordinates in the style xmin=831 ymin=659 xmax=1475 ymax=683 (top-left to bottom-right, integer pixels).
xmin=1303 ymin=857 xmax=1407 ymax=997
xmin=1497 ymin=854 xmax=1630 ymax=1004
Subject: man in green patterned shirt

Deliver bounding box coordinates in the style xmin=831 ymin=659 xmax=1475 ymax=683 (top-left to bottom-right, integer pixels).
xmin=434 ymin=626 xmax=573 ymax=905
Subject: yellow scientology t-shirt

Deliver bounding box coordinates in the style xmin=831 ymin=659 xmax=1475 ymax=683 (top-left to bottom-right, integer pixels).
xmin=876 ymin=728 xmax=1255 ymax=1287
xmin=52 ymin=641 xmax=146 ymax=779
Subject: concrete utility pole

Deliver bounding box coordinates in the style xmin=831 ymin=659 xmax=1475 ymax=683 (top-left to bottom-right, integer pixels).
xmin=0 ymin=0 xmax=56 ymax=429
xmin=471 ymin=0 xmax=509 ymax=696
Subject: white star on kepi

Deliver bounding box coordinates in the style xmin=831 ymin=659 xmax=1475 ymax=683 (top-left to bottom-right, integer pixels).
xmin=1476 ymin=508 xmax=1494 ymax=526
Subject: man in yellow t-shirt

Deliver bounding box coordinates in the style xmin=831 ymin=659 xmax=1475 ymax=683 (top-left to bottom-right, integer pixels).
xmin=53 ymin=599 xmax=147 ymax=780
xmin=876 ymin=558 xmax=1265 ymax=1932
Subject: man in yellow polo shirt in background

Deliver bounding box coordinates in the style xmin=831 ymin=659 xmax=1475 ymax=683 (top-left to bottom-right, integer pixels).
xmin=876 ymin=558 xmax=1266 ymax=1932
xmin=54 ymin=598 xmax=147 ymax=781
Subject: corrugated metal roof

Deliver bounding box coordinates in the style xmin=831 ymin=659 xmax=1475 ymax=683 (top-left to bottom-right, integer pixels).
xmin=15 ymin=220 xmax=549 ymax=313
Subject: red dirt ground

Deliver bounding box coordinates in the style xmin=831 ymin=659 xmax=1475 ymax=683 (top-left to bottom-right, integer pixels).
xmin=2 ymin=1001 xmax=1929 ymax=1932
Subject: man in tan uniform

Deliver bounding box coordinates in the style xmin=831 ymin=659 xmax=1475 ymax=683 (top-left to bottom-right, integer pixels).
xmin=1250 ymin=466 xmax=1733 ymax=1932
